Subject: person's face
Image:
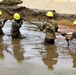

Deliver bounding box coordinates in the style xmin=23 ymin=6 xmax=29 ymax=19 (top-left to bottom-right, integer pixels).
xmin=46 ymin=16 xmax=49 ymax=19
xmin=46 ymin=16 xmax=53 ymax=20
xmin=73 ymin=25 xmax=76 ymax=29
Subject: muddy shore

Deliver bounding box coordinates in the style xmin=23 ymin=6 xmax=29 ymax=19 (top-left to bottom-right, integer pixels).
xmin=0 ymin=1 xmax=76 ymax=22
xmin=0 ymin=1 xmax=76 ymax=75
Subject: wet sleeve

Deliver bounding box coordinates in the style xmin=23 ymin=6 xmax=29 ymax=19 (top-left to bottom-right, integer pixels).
xmin=12 ymin=21 xmax=20 ymax=28
xmin=72 ymin=30 xmax=76 ymax=38
xmin=0 ymin=20 xmax=5 ymax=28
xmin=20 ymin=18 xmax=23 ymax=25
xmin=55 ymin=22 xmax=58 ymax=32
xmin=52 ymin=20 xmax=58 ymax=32
xmin=41 ymin=23 xmax=46 ymax=31
xmin=3 ymin=19 xmax=8 ymax=24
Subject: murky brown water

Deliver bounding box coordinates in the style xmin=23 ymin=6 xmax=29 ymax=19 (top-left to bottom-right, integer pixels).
xmin=0 ymin=20 xmax=76 ymax=75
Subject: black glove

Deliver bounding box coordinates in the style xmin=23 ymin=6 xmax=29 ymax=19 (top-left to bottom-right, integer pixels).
xmin=3 ymin=19 xmax=8 ymax=24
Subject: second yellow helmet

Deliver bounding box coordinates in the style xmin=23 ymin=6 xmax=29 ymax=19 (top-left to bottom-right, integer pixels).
xmin=0 ymin=11 xmax=2 ymax=16
xmin=14 ymin=13 xmax=20 ymax=20
xmin=73 ymin=20 xmax=76 ymax=25
xmin=46 ymin=11 xmax=53 ymax=17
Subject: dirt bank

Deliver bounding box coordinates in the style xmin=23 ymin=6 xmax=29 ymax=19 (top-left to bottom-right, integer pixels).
xmin=0 ymin=1 xmax=76 ymax=22
xmin=19 ymin=0 xmax=76 ymax=14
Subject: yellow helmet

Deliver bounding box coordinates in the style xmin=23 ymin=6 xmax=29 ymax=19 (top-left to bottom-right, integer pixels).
xmin=73 ymin=20 xmax=76 ymax=25
xmin=0 ymin=11 xmax=2 ymax=16
xmin=46 ymin=11 xmax=53 ymax=17
xmin=14 ymin=13 xmax=20 ymax=20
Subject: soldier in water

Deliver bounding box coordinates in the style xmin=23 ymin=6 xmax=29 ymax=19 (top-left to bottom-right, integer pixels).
xmin=11 ymin=13 xmax=24 ymax=39
xmin=0 ymin=11 xmax=7 ymax=35
xmin=38 ymin=11 xmax=58 ymax=44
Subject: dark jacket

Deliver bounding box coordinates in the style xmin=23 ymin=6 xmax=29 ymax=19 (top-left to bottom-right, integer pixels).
xmin=0 ymin=19 xmax=7 ymax=34
xmin=11 ymin=18 xmax=23 ymax=38
xmin=72 ymin=30 xmax=76 ymax=38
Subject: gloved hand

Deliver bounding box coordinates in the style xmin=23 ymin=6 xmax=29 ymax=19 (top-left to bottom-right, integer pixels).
xmin=65 ymin=37 xmax=69 ymax=46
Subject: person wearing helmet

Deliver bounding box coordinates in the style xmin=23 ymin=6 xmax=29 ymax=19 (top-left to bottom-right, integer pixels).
xmin=63 ymin=20 xmax=76 ymax=46
xmin=0 ymin=11 xmax=7 ymax=35
xmin=67 ymin=20 xmax=76 ymax=40
xmin=0 ymin=11 xmax=2 ymax=16
xmin=46 ymin=11 xmax=58 ymax=32
xmin=72 ymin=20 xmax=76 ymax=38
xmin=38 ymin=11 xmax=58 ymax=44
xmin=11 ymin=13 xmax=23 ymax=39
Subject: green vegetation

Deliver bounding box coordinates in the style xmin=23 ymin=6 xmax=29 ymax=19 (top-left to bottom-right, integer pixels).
xmin=3 ymin=0 xmax=15 ymax=4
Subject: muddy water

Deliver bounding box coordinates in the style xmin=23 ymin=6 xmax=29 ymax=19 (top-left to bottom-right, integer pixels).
xmin=57 ymin=20 xmax=73 ymax=27
xmin=0 ymin=20 xmax=76 ymax=75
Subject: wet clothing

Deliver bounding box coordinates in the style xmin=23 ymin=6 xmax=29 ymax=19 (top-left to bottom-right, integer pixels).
xmin=40 ymin=20 xmax=58 ymax=44
xmin=0 ymin=19 xmax=7 ymax=35
xmin=72 ymin=30 xmax=76 ymax=38
xmin=0 ymin=20 xmax=3 ymax=34
xmin=44 ymin=38 xmax=55 ymax=44
xmin=11 ymin=18 xmax=23 ymax=39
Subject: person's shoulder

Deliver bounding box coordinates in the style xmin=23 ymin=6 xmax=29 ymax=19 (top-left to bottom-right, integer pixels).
xmin=43 ymin=21 xmax=49 ymax=26
xmin=51 ymin=20 xmax=56 ymax=23
xmin=51 ymin=20 xmax=57 ymax=25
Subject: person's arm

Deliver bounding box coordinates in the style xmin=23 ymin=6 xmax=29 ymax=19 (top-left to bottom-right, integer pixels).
xmin=26 ymin=21 xmax=46 ymax=31
xmin=72 ymin=30 xmax=76 ymax=38
xmin=52 ymin=20 xmax=58 ymax=32
xmin=40 ymin=23 xmax=46 ymax=31
xmin=55 ymin=22 xmax=58 ymax=32
xmin=0 ymin=20 xmax=2 ymax=28
xmin=2 ymin=19 xmax=8 ymax=27
xmin=20 ymin=18 xmax=23 ymax=25
xmin=0 ymin=19 xmax=7 ymax=28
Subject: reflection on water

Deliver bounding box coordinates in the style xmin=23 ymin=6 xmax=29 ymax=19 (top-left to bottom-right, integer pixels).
xmin=12 ymin=39 xmax=24 ymax=63
xmin=68 ymin=47 xmax=76 ymax=68
xmin=2 ymin=35 xmax=25 ymax=64
xmin=0 ymin=20 xmax=76 ymax=75
xmin=0 ymin=35 xmax=5 ymax=60
xmin=42 ymin=45 xmax=58 ymax=70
